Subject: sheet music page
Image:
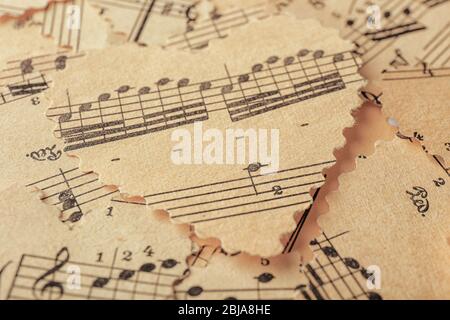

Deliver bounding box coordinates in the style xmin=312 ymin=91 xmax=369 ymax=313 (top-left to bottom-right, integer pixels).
xmin=177 ymin=219 xmax=386 ymax=300
xmin=0 ymin=185 xmax=192 ymax=300
xmin=89 ymin=0 xmax=202 ymax=46
xmin=368 ymin=77 xmax=450 ymax=172
xmin=0 ymin=3 xmax=116 ymax=222
xmin=163 ymin=0 xmax=273 ymax=50
xmin=176 ymin=248 xmax=308 ymax=300
xmin=283 ymin=101 xmax=397 ymax=256
xmin=0 ymin=0 xmax=58 ymax=19
xmin=283 ymin=0 xmax=450 ymax=173
xmin=45 ymin=16 xmax=365 ymax=256
xmin=0 ymin=0 xmax=448 ymax=302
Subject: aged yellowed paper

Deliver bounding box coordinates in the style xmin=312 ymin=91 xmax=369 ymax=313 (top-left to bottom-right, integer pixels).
xmin=45 ymin=16 xmax=365 ymax=256
xmin=0 ymin=186 xmax=192 ymax=299
xmin=0 ymin=3 xmax=116 ymax=222
xmin=319 ymin=137 xmax=450 ymax=299
xmin=284 ymin=0 xmax=450 ymax=168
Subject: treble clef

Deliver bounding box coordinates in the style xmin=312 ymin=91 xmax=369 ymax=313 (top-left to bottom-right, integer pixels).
xmin=32 ymin=247 xmax=70 ymax=300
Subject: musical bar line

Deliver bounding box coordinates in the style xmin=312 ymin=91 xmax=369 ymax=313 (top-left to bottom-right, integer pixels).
xmin=90 ymin=0 xmax=198 ymax=42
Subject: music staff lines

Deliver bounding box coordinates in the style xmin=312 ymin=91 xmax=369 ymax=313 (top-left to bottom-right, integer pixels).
xmin=171 ymin=193 xmax=312 ymax=220
xmin=177 ymin=260 xmax=301 ymax=299
xmin=165 ymin=3 xmax=268 ymax=50
xmin=7 ymin=250 xmax=181 ymax=300
xmin=0 ymin=3 xmax=27 ymax=16
xmin=90 ymin=0 xmax=196 ymax=43
xmin=48 ymin=52 xmax=358 ymax=113
xmin=433 ymin=155 xmax=450 ymax=177
xmin=8 ymin=284 xmax=170 ymax=300
xmin=16 ymin=260 xmax=178 ymax=281
xmin=39 ymin=0 xmax=85 ymax=52
xmin=0 ymin=52 xmax=84 ymax=106
xmin=382 ymin=66 xmax=450 ymax=80
xmin=12 ymin=267 xmax=175 ymax=290
xmin=189 ymin=200 xmax=312 ymax=224
xmin=50 ymin=61 xmax=357 ymax=114
xmin=132 ymin=160 xmax=334 ymax=225
xmin=309 ymin=248 xmax=357 ymax=299
xmin=178 ymin=286 xmax=297 ymax=300
xmin=345 ymin=0 xmax=424 ymax=41
xmin=419 ymin=22 xmax=450 ymax=67
xmin=26 ymin=167 xmax=118 ymax=222
xmin=164 ymin=179 xmax=314 ymax=212
xmin=359 ymin=2 xmax=428 ymax=64
xmin=159 ymin=172 xmax=323 ymax=211
xmin=179 ymin=231 xmax=379 ymax=300
xmin=302 ymin=232 xmax=381 ymax=300
xmin=0 ymin=74 xmax=48 ymax=103
xmin=1 ymin=53 xmax=83 ymax=80
xmin=381 ymin=21 xmax=450 ymax=79
xmin=152 ymin=161 xmax=328 ymax=197
xmin=47 ymin=50 xmax=362 ymax=151
xmin=91 ymin=0 xmax=194 ymax=18
xmin=344 ymin=0 xmax=410 ymax=39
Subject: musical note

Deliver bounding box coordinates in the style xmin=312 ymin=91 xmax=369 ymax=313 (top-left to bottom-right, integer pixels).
xmin=118 ymin=270 xmax=135 ymax=280
xmin=110 ymin=160 xmax=332 ymax=228
xmin=165 ymin=3 xmax=268 ymax=50
xmin=58 ymin=111 xmax=72 ymax=123
xmin=92 ymin=277 xmax=110 ymax=289
xmin=25 ymin=166 xmax=118 ymax=224
xmin=58 ymin=189 xmax=77 ymax=211
xmin=87 ymin=248 xmax=118 ymax=299
xmin=139 ymin=263 xmax=156 ymax=272
xmin=157 ymin=78 xmax=171 ymax=86
xmin=180 ymin=229 xmax=383 ymax=300
xmin=20 ymin=59 xmax=34 ymax=75
xmin=117 ymin=85 xmax=131 ymax=94
xmin=77 ymin=102 xmax=91 ymax=112
xmin=162 ymin=259 xmax=178 ymax=269
xmin=138 ymin=86 xmax=151 ymax=95
xmin=187 ymin=285 xmax=203 ymax=297
xmin=55 ymin=56 xmax=68 ymax=71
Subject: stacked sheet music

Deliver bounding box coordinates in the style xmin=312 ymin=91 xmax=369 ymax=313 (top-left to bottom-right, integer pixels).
xmin=0 ymin=0 xmax=448 ymax=300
